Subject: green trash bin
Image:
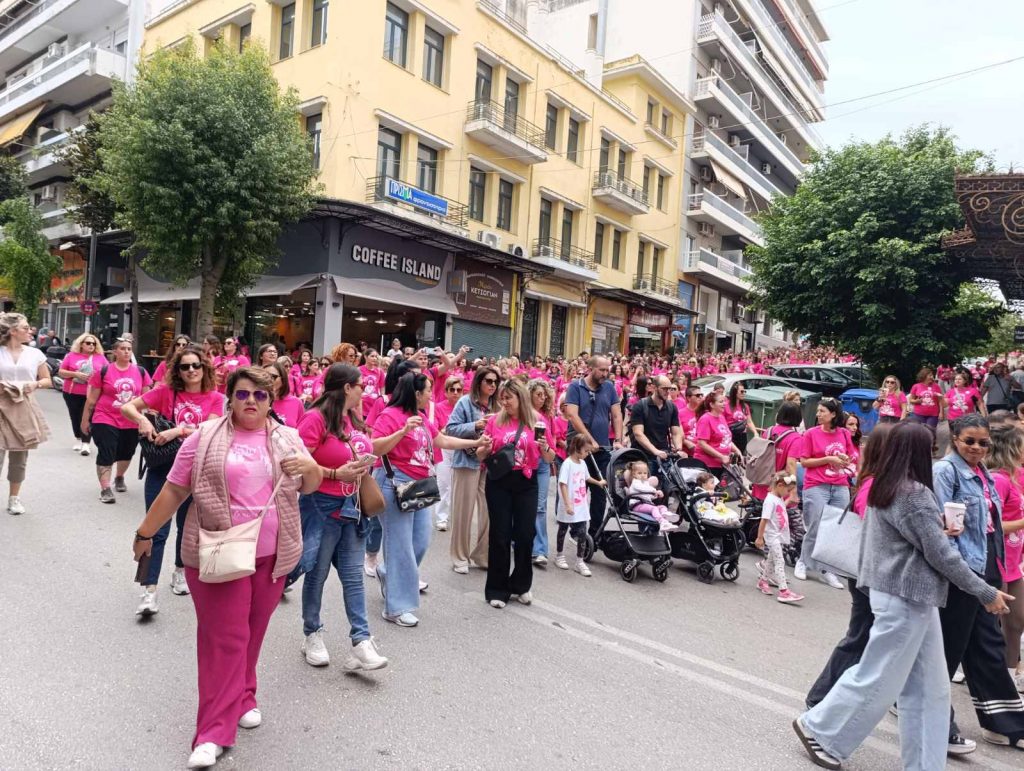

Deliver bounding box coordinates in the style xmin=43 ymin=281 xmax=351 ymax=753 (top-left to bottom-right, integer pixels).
xmin=761 ymin=386 xmax=821 ymax=430
xmin=743 ymin=388 xmax=786 ymax=433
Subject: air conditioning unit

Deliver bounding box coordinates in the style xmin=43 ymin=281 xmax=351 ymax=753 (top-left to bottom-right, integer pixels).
xmin=777 ymin=132 xmax=788 ymax=145
xmin=699 ymin=166 xmax=713 ymax=182
xmin=708 ymin=114 xmax=721 ymax=129
xmin=45 ymin=42 xmax=66 ymax=60
xmin=697 ymin=222 xmax=715 ymax=237
xmin=507 ymin=243 xmax=525 ymax=258
xmin=710 ymin=58 xmax=722 ymax=73
xmin=476 ymin=229 xmax=502 ymax=249
xmin=727 ymin=134 xmax=740 ymax=147
xmin=761 ymin=163 xmax=772 ymax=175
xmin=636 ymin=278 xmax=652 ymax=291
xmin=39 ymin=184 xmax=57 ymax=202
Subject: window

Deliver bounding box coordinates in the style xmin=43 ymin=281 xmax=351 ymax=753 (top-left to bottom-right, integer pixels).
xmin=611 ymin=229 xmax=621 ymax=270
xmin=544 ymin=103 xmax=558 ymax=150
xmin=383 ymin=2 xmax=408 ymax=66
xmin=311 ymin=0 xmax=328 ymax=47
xmin=550 ymin=305 xmax=567 ymax=357
xmin=642 ymin=166 xmax=651 ymax=198
xmin=520 ymin=298 xmax=540 ymax=359
xmin=416 ymin=144 xmax=438 ymax=194
xmin=423 ymin=26 xmax=445 ymax=87
xmin=599 ymin=137 xmax=610 ymax=172
xmin=475 ymin=59 xmax=493 ymax=103
xmin=469 ymin=167 xmax=487 ymax=222
xmin=587 ymin=13 xmax=598 ymax=49
xmin=617 ymin=148 xmax=627 ymax=179
xmin=661 ymin=108 xmax=671 ymax=136
xmin=279 ymin=3 xmax=295 ymax=60
xmin=496 ymin=179 xmax=514 ymax=231
xmin=504 ymin=79 xmax=520 ymax=132
xmin=538 ymin=198 xmax=552 ymax=244
xmin=376 ymin=127 xmax=402 ymax=181
xmin=653 ymin=247 xmax=662 ymax=278
xmin=238 ymin=23 xmax=251 ymax=52
xmin=560 ymin=208 xmax=574 ymax=256
xmin=306 ymin=113 xmax=323 ymax=170
xmin=656 ymin=173 xmax=666 ymax=210
xmin=636 ymin=241 xmax=646 ymax=279
xmin=593 ymin=222 xmax=605 ymax=265
xmin=566 ymin=118 xmax=580 ymax=164
xmin=646 ymin=100 xmax=656 ymax=124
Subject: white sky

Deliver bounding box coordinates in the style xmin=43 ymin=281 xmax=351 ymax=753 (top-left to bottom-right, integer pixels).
xmin=814 ymin=0 xmax=1024 ymax=168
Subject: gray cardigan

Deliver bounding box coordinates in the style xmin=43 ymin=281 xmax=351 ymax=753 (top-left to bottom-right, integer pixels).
xmin=859 ymin=482 xmax=998 ymax=608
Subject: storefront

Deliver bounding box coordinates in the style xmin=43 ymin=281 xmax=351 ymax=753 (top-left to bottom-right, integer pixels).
xmin=627 ymin=306 xmax=672 ymax=354
xmin=450 ymin=256 xmax=515 ymax=356
xmin=589 ymin=298 xmax=628 ymax=356
xmin=517 ymin=277 xmax=588 ymax=359
xmin=44 ymin=249 xmax=86 ymax=342
xmin=589 ymin=285 xmax=696 ymax=356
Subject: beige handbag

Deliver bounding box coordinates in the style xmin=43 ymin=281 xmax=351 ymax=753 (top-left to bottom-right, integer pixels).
xmin=198 ymin=476 xmax=284 ymax=584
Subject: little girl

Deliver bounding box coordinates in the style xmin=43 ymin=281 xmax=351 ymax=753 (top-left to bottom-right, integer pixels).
xmin=556 ymin=435 xmax=605 ymax=576
xmin=626 ymin=460 xmax=678 ymax=533
xmin=755 ymin=472 xmax=803 ymax=604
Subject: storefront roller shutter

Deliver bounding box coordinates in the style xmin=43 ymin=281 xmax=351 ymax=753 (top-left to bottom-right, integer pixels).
xmin=452 ymin=319 xmax=511 ymax=358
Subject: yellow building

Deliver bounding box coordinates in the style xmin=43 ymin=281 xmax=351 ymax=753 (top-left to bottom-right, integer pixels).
xmin=141 ymin=0 xmax=693 ymax=358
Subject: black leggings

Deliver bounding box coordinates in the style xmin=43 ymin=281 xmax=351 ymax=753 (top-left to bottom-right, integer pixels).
xmin=63 ymin=392 xmax=90 ymax=442
xmin=556 ymin=521 xmax=588 ymax=558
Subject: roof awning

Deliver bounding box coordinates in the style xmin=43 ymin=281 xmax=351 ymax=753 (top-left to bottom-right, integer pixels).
xmin=331 ymin=275 xmax=459 ymax=316
xmin=101 ymin=272 xmax=319 ymax=305
xmin=710 ymin=160 xmax=746 ymax=200
xmin=0 ymin=104 xmax=45 ymax=147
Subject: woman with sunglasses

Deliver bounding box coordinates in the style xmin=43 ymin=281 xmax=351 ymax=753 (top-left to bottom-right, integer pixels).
xmin=132 ymin=366 xmax=320 ymax=769
xmin=214 ymin=337 xmax=250 ymax=394
xmin=873 ymin=375 xmax=907 ymax=424
xmin=432 ymin=375 xmax=464 ymax=532
xmin=263 ymin=360 xmax=304 ymax=427
xmin=121 ymin=345 xmax=225 ymax=615
xmin=59 ymin=332 xmax=107 ymax=456
xmin=934 ymin=414 xmax=1024 ymax=750
xmin=153 ymin=335 xmax=191 ymax=385
xmin=202 ymin=335 xmax=221 ymax=363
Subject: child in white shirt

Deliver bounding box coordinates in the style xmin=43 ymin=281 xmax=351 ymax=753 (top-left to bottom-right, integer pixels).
xmin=756 ymin=472 xmax=803 ymax=604
xmin=556 ymin=435 xmax=605 ymax=576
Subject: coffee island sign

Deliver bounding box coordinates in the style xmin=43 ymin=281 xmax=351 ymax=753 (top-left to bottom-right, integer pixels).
xmin=351 ymin=244 xmax=444 ymax=283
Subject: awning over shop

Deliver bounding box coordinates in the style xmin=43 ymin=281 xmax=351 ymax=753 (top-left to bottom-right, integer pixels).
xmin=588 ymin=285 xmax=697 ymax=316
xmin=523 ymin=289 xmax=587 ymax=309
xmin=710 ymin=160 xmax=746 ymax=200
xmin=0 ymin=104 xmax=45 ymax=147
xmin=331 ymin=275 xmax=459 ymax=316
xmin=101 ymin=272 xmax=320 ymax=305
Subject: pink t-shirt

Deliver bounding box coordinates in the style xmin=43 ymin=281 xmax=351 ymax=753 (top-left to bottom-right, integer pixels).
xmin=909 ymin=383 xmax=942 ymax=417
xmin=752 ymin=424 xmax=803 ymax=499
xmin=694 ymin=412 xmax=732 ymax=468
xmin=274 ymin=395 xmax=305 ymax=428
xmin=296 ymin=374 xmax=323 ymax=402
xmin=877 ymin=391 xmax=906 ymax=418
xmin=298 ymin=410 xmax=373 ymax=497
xmin=88 ymin=362 xmax=152 ymax=429
xmin=993 ymin=470 xmax=1022 ymax=581
xmin=482 ymin=416 xmax=541 ymax=478
xmin=726 ymin=401 xmax=750 ymax=426
xmin=153 ymin=360 xmax=169 ymax=386
xmin=360 ymin=366 xmax=386 ymax=413
xmin=214 ymin=354 xmax=251 ymax=393
xmin=167 ymin=427 xmax=279 ymax=558
xmin=60 ymin=352 xmax=106 ymax=396
xmin=799 ymin=426 xmax=857 ymax=490
xmin=553 ymin=415 xmax=569 ymax=460
xmin=978 ymin=470 xmax=995 ymax=535
xmin=945 ymin=386 xmax=981 ymax=421
xmin=371 ymin=406 xmax=437 ymax=479
xmin=679 ymin=406 xmax=698 ymax=451
xmin=140 ymin=386 xmax=225 ymax=428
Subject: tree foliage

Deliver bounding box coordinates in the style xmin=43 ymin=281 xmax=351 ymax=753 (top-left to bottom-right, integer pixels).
xmin=0 ymin=154 xmax=27 ymax=210
xmin=748 ymin=126 xmax=1001 ymax=384
xmin=94 ymin=40 xmax=317 ymax=335
xmin=60 ymin=114 xmax=118 ymax=233
xmin=0 ymin=198 xmax=61 ymax=321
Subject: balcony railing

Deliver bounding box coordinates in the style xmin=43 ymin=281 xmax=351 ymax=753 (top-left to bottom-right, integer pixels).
xmin=692 ymin=131 xmax=783 ymax=200
xmin=738 ymin=0 xmax=823 ymax=102
xmin=592 ymin=169 xmax=649 ymax=207
xmin=466 ymin=99 xmax=548 ymax=152
xmin=683 ymin=248 xmax=753 ymax=281
xmin=532 ymin=237 xmax=596 ymax=271
xmin=687 ymin=191 xmax=763 ymax=240
xmin=633 ymin=274 xmax=678 ymax=300
xmin=0 ymin=44 xmax=119 ymax=112
xmin=776 ymin=0 xmax=829 ymax=71
xmin=365 ymin=176 xmax=469 ymax=228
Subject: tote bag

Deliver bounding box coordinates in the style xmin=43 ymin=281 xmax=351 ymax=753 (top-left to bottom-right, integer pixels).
xmin=810 ymin=501 xmax=861 ymax=580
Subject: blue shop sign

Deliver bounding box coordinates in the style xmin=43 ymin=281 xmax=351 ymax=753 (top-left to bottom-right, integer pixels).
xmin=384 ymin=178 xmax=449 ymax=217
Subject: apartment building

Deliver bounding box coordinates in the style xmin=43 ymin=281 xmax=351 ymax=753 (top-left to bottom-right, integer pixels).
xmin=136 ymin=0 xmax=693 ymax=359
xmin=533 ymin=0 xmax=829 ymax=352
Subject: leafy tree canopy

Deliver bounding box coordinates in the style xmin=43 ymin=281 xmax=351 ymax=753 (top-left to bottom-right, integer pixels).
xmin=0 ymin=154 xmax=27 ymax=210
xmin=748 ymin=126 xmax=1004 ymax=383
xmin=0 ymin=198 xmax=61 ymax=321
xmin=60 ymin=114 xmax=118 ymax=233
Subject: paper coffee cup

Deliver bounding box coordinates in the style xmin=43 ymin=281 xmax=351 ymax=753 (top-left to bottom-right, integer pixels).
xmin=534 ymin=421 xmax=546 ymax=440
xmin=943 ymin=502 xmax=966 ymax=530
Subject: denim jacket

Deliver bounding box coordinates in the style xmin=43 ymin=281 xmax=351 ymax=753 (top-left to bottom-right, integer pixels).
xmin=446 ymin=394 xmax=487 ymax=470
xmin=932 ymin=452 xmax=1005 ymax=575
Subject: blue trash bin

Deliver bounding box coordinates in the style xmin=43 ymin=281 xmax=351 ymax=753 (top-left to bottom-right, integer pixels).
xmin=840 ymin=388 xmax=880 ymax=435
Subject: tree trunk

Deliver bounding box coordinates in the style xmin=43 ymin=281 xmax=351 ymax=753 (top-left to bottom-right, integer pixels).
xmin=196 ymin=246 xmax=226 ymax=338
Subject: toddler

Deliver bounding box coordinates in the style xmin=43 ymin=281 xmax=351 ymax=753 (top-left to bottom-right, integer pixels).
xmin=626 ymin=460 xmax=678 ymax=533
xmin=556 ymin=435 xmax=605 ymax=576
xmin=755 ymin=472 xmax=803 ymax=604
xmin=693 ymin=471 xmax=741 ymax=525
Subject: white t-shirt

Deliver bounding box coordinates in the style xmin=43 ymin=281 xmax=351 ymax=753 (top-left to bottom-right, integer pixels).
xmin=0 ymin=345 xmax=47 ymax=383
xmin=557 ymin=457 xmax=590 ymax=523
xmin=760 ymin=492 xmax=791 ymax=545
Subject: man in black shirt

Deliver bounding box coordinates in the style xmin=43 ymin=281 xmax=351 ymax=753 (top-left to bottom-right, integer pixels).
xmin=630 ymin=375 xmax=682 ymax=469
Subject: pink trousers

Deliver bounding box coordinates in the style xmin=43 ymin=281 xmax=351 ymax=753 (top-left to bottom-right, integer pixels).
xmin=185 ymin=557 xmax=284 ymax=749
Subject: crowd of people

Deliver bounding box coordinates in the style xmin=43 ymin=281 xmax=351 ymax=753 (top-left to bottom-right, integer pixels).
xmin=2 ymin=311 xmax=1023 ymax=769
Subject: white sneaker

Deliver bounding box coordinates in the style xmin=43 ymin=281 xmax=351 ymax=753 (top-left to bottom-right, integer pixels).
xmin=170 ymin=567 xmax=190 ymax=595
xmin=238 ymin=708 xmax=261 ymax=729
xmin=554 ymin=554 xmax=569 ymax=570
xmin=435 ymin=519 xmax=448 ymax=532
xmin=135 ymin=588 xmax=158 ymax=617
xmin=187 ymin=742 xmax=223 ymax=768
xmin=532 ymin=555 xmax=548 ymax=566
xmin=72 ymin=442 xmax=81 ymax=453
xmin=794 ymin=560 xmax=807 ymax=581
xmin=363 ymin=554 xmax=379 ymax=578
xmin=515 ymin=591 xmax=533 ymax=605
xmin=7 ymin=496 xmax=25 ymax=515
xmin=80 ymin=445 xmax=90 ymax=456
xmin=952 ymin=666 xmax=966 ymax=684
xmin=344 ymin=638 xmax=388 ymax=671
xmin=452 ymin=563 xmax=469 ymax=574
xmin=489 ymin=599 xmax=506 ymax=609
xmin=302 ymin=629 xmax=329 ymax=666
xmin=822 ymin=571 xmax=845 ymax=590
xmin=418 ymin=580 xmax=428 ymax=593
xmin=575 ymin=560 xmax=592 ymax=577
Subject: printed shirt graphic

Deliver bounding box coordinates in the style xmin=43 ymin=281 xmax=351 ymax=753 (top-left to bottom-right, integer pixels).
xmin=60 ymin=352 xmax=106 ymax=396
xmin=140 ymin=386 xmax=225 ymax=429
xmin=370 ymin=407 xmax=437 ymax=480
xmin=556 ymin=457 xmax=590 ymax=523
xmin=761 ymin=492 xmax=791 ymax=543
xmin=693 ymin=412 xmax=732 ymax=468
xmin=88 ymin=364 xmax=152 ymax=429
xmin=482 ymin=416 xmax=540 ymax=478
xmin=298 ymin=411 xmax=374 ymax=496
xmin=877 ymin=391 xmax=906 ymax=418
xmin=799 ymin=426 xmax=856 ymax=490
xmin=945 ymin=386 xmax=980 ymax=421
xmin=910 ymin=383 xmax=942 ymax=416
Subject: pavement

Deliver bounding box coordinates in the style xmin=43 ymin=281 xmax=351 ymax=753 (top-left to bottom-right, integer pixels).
xmin=0 ymin=390 xmax=1021 ymax=770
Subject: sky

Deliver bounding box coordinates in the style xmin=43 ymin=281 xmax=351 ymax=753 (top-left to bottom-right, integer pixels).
xmin=813 ymin=0 xmax=1024 ymax=167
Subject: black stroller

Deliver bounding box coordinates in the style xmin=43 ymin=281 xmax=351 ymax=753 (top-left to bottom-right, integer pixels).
xmin=590 ymin=448 xmax=673 ymax=582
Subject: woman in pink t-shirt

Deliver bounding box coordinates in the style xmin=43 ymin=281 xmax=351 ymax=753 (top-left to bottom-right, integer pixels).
xmin=359 ymin=348 xmax=387 ymax=417
xmin=263 ymin=360 xmax=305 ymax=428
xmin=945 ymin=371 xmax=986 ymax=422
xmin=908 ymin=367 xmax=945 ymax=434
xmin=726 ymin=381 xmax=758 ymax=455
xmin=431 ymin=375 xmax=463 ymax=532
xmin=873 ymin=375 xmax=907 ymax=424
xmin=693 ymin=391 xmax=740 ymax=478
xmin=152 ymin=334 xmax=191 ymax=386
xmin=528 ymin=379 xmax=558 ymax=564
xmin=213 ymin=337 xmax=251 ymax=394
xmin=121 ymin=344 xmax=225 ymax=611
xmin=58 ymin=332 xmax=108 ymax=456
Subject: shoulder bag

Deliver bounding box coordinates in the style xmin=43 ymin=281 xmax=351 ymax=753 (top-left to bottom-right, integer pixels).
xmin=381 ymin=454 xmax=440 ymax=512
xmin=346 ymin=438 xmax=385 ymax=517
xmin=810 ymin=498 xmax=861 ymax=579
xmin=483 ymin=423 xmax=525 ymax=481
xmin=138 ymin=389 xmax=184 ymax=478
xmin=198 ymin=475 xmax=284 ymax=583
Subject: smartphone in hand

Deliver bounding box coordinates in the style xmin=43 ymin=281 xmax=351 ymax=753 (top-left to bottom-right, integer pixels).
xmin=135 ymin=552 xmax=153 ymax=584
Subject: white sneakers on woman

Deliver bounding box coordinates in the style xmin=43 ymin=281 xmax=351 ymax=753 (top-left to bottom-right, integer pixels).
xmin=344 ymin=639 xmax=388 ymax=671
xmin=186 ymin=743 xmax=223 ymax=768
xmin=238 ymin=708 xmax=261 ymax=728
xmin=6 ymin=496 xmax=25 ymax=515
xmin=170 ymin=568 xmax=190 ymax=596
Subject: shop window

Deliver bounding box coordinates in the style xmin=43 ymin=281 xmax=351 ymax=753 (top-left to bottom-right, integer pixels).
xmin=416 ymin=144 xmax=438 ymax=193
xmin=377 ymin=126 xmax=402 ymax=181
xmin=538 ymin=197 xmax=552 ymax=245
xmin=468 ymin=167 xmax=486 ymax=222
xmin=593 ymin=222 xmax=605 ymax=265
xmin=520 ymin=298 xmax=540 ymax=359
xmin=550 ymin=305 xmax=567 ymax=357
xmin=279 ymin=3 xmax=295 ymax=60
xmin=423 ymin=26 xmax=445 ymax=87
xmin=475 ymin=59 xmax=493 ymax=103
xmin=496 ymin=179 xmax=514 ymax=231
xmin=311 ymin=0 xmax=329 ymax=48
xmin=238 ymin=23 xmax=251 ymax=52
xmin=383 ymin=2 xmax=409 ymax=66
xmin=567 ymin=118 xmax=580 ymax=164
xmin=544 ymin=103 xmax=558 ymax=150
xmin=611 ymin=228 xmax=621 ymax=270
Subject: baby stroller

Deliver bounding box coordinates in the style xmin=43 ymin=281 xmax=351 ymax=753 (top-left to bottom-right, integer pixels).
xmin=659 ymin=457 xmax=745 ymax=583
xmin=721 ymin=461 xmax=804 ymax=566
xmin=591 ymin=448 xmax=673 ymax=583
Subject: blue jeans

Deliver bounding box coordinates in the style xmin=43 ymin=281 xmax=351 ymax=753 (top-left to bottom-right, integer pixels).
xmin=802 ymin=590 xmax=949 ymax=769
xmin=800 ymin=483 xmax=850 ymax=572
xmin=374 ymin=468 xmax=432 ymax=617
xmin=532 ymin=461 xmax=551 ymax=558
xmin=365 ymin=516 xmax=383 ymax=556
xmin=299 ymin=494 xmax=370 ymax=643
xmin=143 ymin=462 xmax=191 ymax=586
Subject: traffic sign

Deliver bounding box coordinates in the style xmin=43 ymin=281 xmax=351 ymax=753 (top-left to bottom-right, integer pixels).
xmin=80 ymin=300 xmax=98 ymax=316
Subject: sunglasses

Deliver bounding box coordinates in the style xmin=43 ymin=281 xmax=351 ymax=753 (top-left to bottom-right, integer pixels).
xmin=178 ymin=362 xmax=203 ymax=371
xmin=83 ymin=341 xmax=96 ymax=346
xmin=234 ymin=389 xmax=269 ymax=402
xmin=447 ymin=386 xmax=463 ymax=392
xmin=175 ymin=341 xmax=188 ymax=347
xmin=483 ymin=377 xmax=498 ymax=385
xmin=958 ymin=437 xmax=990 ymax=448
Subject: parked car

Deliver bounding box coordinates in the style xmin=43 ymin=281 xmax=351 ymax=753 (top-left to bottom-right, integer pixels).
xmin=828 ymin=364 xmax=878 ymax=389
xmin=769 ymin=364 xmax=860 ymax=398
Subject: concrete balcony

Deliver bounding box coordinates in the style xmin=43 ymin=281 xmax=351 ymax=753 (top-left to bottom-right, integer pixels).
xmin=775 ymin=0 xmax=829 ymax=76
xmin=633 ymin=273 xmax=681 ymax=305
xmin=531 ymin=237 xmax=598 ymax=283
xmin=0 ymin=0 xmax=128 ymax=72
xmin=592 ymin=170 xmax=650 ymax=216
xmin=15 ymin=126 xmax=83 ymax=184
xmin=682 ymin=248 xmax=752 ymax=293
xmin=39 ymin=208 xmax=86 ymax=243
xmin=0 ymin=44 xmax=126 ymax=125
xmin=687 ymin=191 xmax=764 ymax=246
xmin=691 ymin=131 xmax=783 ymax=203
xmin=464 ymin=100 xmax=548 ymax=165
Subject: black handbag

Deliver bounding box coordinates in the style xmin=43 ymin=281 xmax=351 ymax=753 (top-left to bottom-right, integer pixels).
xmin=483 ymin=423 xmax=525 ymax=481
xmin=381 ymin=455 xmax=440 ymax=512
xmin=138 ymin=393 xmax=183 ymax=474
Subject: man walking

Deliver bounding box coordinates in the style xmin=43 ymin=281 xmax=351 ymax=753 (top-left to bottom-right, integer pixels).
xmin=630 ymin=375 xmax=683 ymax=470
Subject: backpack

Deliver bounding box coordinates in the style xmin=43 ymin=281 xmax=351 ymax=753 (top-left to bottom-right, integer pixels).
xmin=746 ymin=429 xmax=796 ymax=486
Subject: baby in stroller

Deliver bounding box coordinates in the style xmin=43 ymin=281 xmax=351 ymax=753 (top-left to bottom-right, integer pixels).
xmin=691 ymin=472 xmax=741 ymax=526
xmin=625 ymin=461 xmax=679 ymax=534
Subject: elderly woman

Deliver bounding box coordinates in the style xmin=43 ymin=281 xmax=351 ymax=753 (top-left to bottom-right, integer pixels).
xmin=0 ymin=312 xmax=51 ymax=515
xmin=132 ymin=367 xmax=321 ymax=769
xmin=528 ymin=378 xmax=557 ymax=566
xmin=58 ymin=332 xmax=107 ymax=456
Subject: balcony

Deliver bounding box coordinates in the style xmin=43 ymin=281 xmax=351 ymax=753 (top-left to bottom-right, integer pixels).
xmin=531 ymin=237 xmax=599 ymax=282
xmin=695 ymin=75 xmax=804 ymax=177
xmin=15 ymin=127 xmax=83 ymax=183
xmin=687 ymin=191 xmax=763 ymax=246
xmin=692 ymin=131 xmax=783 ymax=203
xmin=0 ymin=0 xmax=128 ymax=72
xmin=633 ymin=274 xmax=679 ymax=303
xmin=365 ymin=176 xmax=469 ymax=236
xmin=464 ymin=100 xmax=548 ymax=165
xmin=0 ymin=44 xmax=126 ymax=124
xmin=775 ymin=0 xmax=829 ymax=76
xmin=592 ymin=170 xmax=650 ymax=216
xmin=682 ymin=248 xmax=752 ymax=292
xmin=39 ymin=208 xmax=86 ymax=243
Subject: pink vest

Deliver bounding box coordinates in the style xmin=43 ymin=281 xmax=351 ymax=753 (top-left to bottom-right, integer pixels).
xmin=180 ymin=415 xmax=303 ymax=580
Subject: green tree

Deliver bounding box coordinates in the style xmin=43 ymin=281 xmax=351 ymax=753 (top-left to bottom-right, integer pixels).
xmin=0 ymin=154 xmax=27 ymax=207
xmin=748 ymin=126 xmax=1000 ymax=384
xmin=0 ymin=198 xmax=61 ymax=320
xmin=94 ymin=40 xmax=316 ymax=335
xmin=61 ymin=114 xmax=118 ymax=233
xmin=969 ymin=305 xmax=1022 ymax=357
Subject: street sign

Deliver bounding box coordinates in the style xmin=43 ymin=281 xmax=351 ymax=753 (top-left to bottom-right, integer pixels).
xmin=383 ymin=177 xmax=449 ymax=217
xmin=80 ymin=300 xmax=98 ymax=316
xmin=1016 ymin=326 xmax=1024 ymax=344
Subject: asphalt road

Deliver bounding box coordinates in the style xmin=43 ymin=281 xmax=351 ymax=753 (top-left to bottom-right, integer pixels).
xmin=0 ymin=391 xmax=1020 ymax=770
